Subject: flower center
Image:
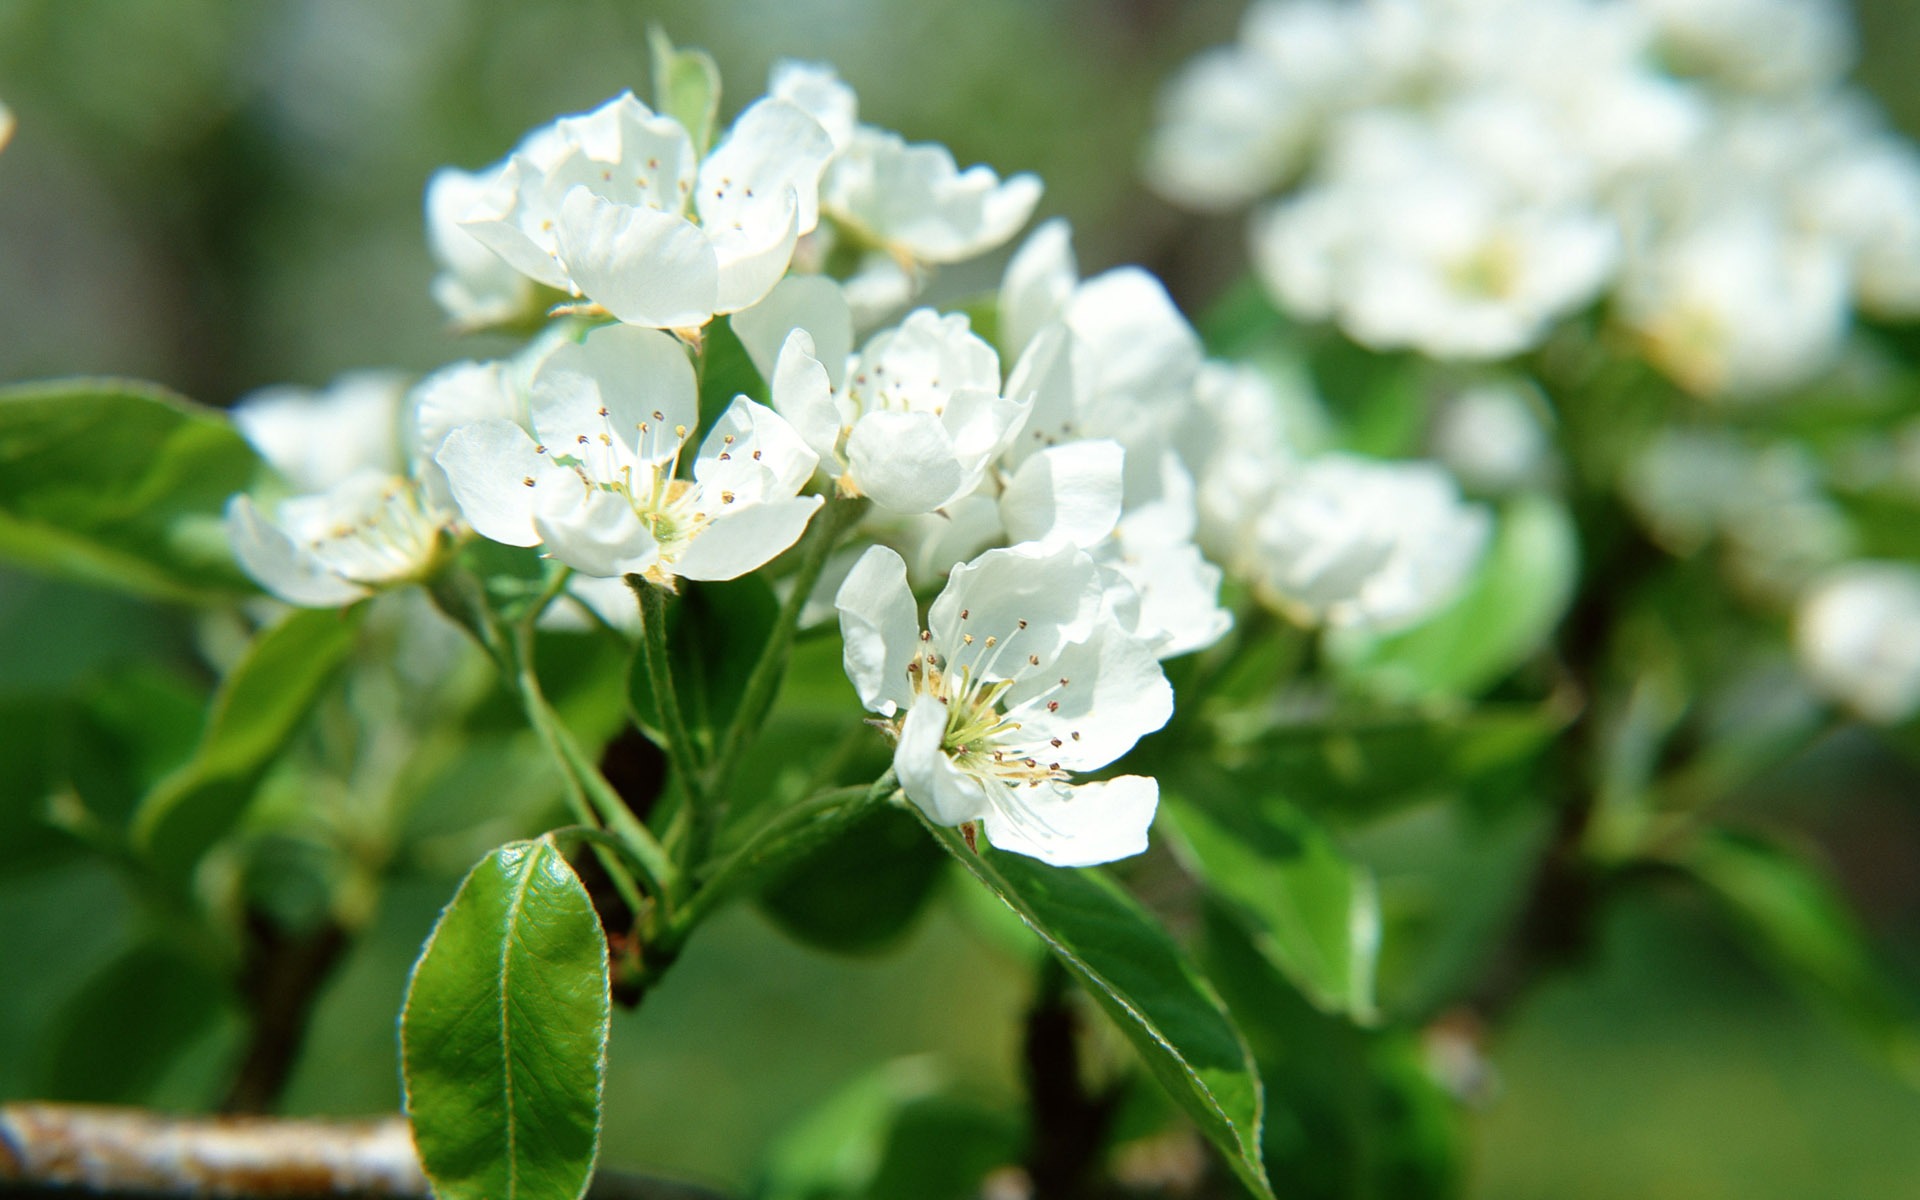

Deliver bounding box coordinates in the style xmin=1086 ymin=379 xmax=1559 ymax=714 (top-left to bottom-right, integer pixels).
xmin=901 ymin=618 xmax=1079 ymax=791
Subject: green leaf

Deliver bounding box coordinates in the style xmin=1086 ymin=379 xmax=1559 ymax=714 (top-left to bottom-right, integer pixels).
xmin=1330 ymin=494 xmax=1579 ymax=701
xmin=698 ymin=315 xmax=766 ymax=432
xmin=402 ymin=839 xmax=611 ymax=1200
xmin=648 ymin=27 xmax=721 ymax=158
xmin=757 ymin=1057 xmax=1022 ymax=1200
xmin=1163 ymin=796 xmax=1380 ymax=1021
xmin=927 ymin=825 xmax=1273 ymax=1199
xmin=0 ymin=378 xmax=264 ymax=601
xmin=34 ymin=943 xmax=231 ymax=1103
xmin=626 ymin=575 xmax=778 ymax=754
xmin=133 ymin=607 xmax=360 ymax=878
xmin=1685 ymin=831 xmax=1920 ymax=1084
xmin=757 ymin=803 xmax=948 ymax=956
xmin=1219 ymin=703 xmax=1568 ymax=827
xmin=1201 ymin=903 xmax=1463 ymax=1199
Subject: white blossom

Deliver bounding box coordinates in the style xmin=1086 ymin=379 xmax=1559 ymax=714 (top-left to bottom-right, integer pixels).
xmin=436 ymin=324 xmax=821 ymax=585
xmin=767 ymin=303 xmax=1030 ymax=515
xmin=450 ymin=91 xmax=833 ymax=330
xmin=226 ymin=470 xmax=451 ymax=608
xmin=836 ymin=542 xmax=1171 ymax=866
xmin=233 ymin=371 xmax=409 ymax=494
xmin=1796 ymin=562 xmax=1920 ymax=724
xmin=1242 ymin=455 xmax=1490 ymax=633
xmin=771 ymin=61 xmax=1042 ymax=269
xmin=426 ymin=166 xmax=539 ymax=330
xmin=226 ymin=371 xmax=454 ymax=607
xmin=1430 ymin=381 xmax=1552 ymax=492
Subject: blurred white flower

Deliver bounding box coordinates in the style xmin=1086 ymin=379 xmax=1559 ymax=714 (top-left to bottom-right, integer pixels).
xmin=1796 ymin=562 xmax=1920 ymax=723
xmin=1630 ymin=0 xmax=1853 ymax=94
xmin=1242 ymin=455 xmax=1491 ymax=633
xmin=0 ymin=101 xmax=13 ymax=153
xmin=233 ymin=371 xmax=409 ymax=493
xmin=1619 ymin=212 xmax=1849 ymax=397
xmin=836 ymin=541 xmax=1171 ymax=866
xmin=1430 ymin=381 xmax=1552 ymax=492
xmin=437 ymin=324 xmax=820 ymax=584
xmin=426 ymin=167 xmax=538 ymax=330
xmin=226 ymin=470 xmax=450 ymax=608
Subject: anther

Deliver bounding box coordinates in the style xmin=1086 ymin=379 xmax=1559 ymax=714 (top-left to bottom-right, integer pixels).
xmin=721 ymin=491 xmax=735 ymax=504
xmin=718 ymin=452 xmax=731 ymax=460
xmin=1047 ymin=701 xmax=1059 ymax=712
xmin=1050 ymin=738 xmax=1062 ymax=748
xmin=522 ymin=476 xmax=536 ymax=487
xmin=960 ymin=608 xmax=970 ymax=619
xmin=652 ymin=410 xmax=665 ymax=421
xmin=1018 ymin=619 xmax=1028 ymax=629
xmin=1071 ymin=731 xmax=1081 ymax=741
xmin=752 ymin=450 xmax=762 ymax=460
xmin=577 ymin=434 xmax=590 ymax=444
xmin=675 ymin=424 xmax=688 ymax=439
xmin=984 ymin=636 xmax=997 ymax=647
xmin=963 ymin=634 xmax=974 ymax=645
xmin=597 ymin=406 xmax=609 ymax=417
xmin=1028 ymin=654 xmax=1040 ymax=665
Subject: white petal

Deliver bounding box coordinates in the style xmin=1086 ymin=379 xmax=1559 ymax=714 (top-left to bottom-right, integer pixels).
xmin=982 ymin=775 xmax=1157 ymax=867
xmin=939 ymin=386 xmax=1032 ymax=488
xmin=225 ymin=495 xmax=370 ymax=608
xmin=674 ymin=495 xmax=822 ymax=582
xmin=845 ymin=410 xmax=965 ymax=513
xmin=825 ymin=129 xmax=1042 ymax=264
xmin=894 ymin=695 xmax=992 ymax=826
xmin=1003 ymin=620 xmax=1172 ymax=769
xmin=699 ymin=97 xmax=835 ymax=235
xmin=436 ymin=419 xmax=569 ymax=548
xmin=732 ymin=274 xmax=854 ymax=389
xmin=1000 ymin=439 xmax=1123 ymax=549
xmin=768 ymin=60 xmax=859 ymax=151
xmin=1001 ymin=322 xmax=1081 ymax=466
xmin=411 ymin=360 xmax=523 ymax=461
xmin=769 ymin=329 xmax=850 ymax=466
xmin=695 ymin=396 xmax=819 ymax=504
xmin=835 ymin=543 xmax=921 ymax=717
xmin=999 ymin=218 xmax=1078 ymax=360
xmin=533 ymin=485 xmax=659 ymax=578
xmin=460 ymin=157 xmax=575 ymax=291
xmin=531 ymin=324 xmax=698 ymax=472
xmin=555 ymin=187 xmax=719 ymax=329
xmin=929 ymin=542 xmax=1100 ymax=679
xmin=709 ymin=187 xmax=802 ymax=314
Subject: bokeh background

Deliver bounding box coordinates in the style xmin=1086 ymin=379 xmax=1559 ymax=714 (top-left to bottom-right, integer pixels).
xmin=3 ymin=1 xmax=1920 ymax=1196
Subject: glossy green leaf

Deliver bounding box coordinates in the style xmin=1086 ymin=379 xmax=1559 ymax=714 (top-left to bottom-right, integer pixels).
xmin=928 ymin=825 xmax=1273 ymax=1199
xmin=1686 ymin=831 xmax=1920 ymax=1084
xmin=402 ymin=839 xmax=611 ymax=1200
xmin=1219 ymin=703 xmax=1568 ymax=827
xmin=0 ymin=379 xmax=263 ymax=601
xmin=758 ymin=803 xmax=948 ymax=956
xmin=133 ymin=607 xmax=360 ymax=878
xmin=757 ymin=1057 xmax=1021 ymax=1200
xmin=1331 ymin=494 xmax=1579 ymax=701
xmin=34 ymin=943 xmax=231 ymax=1103
xmin=1202 ymin=903 xmax=1463 ymax=1199
xmin=1164 ymin=796 xmax=1380 ymax=1021
xmin=649 ymin=27 xmax=721 ymax=157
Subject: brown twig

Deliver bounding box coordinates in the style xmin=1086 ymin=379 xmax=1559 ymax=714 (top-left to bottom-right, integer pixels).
xmin=221 ymin=913 xmax=350 ymax=1115
xmin=0 ymin=1103 xmax=730 ymax=1200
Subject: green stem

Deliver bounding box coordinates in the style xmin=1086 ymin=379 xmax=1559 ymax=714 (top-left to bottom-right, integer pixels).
xmin=512 ymin=626 xmax=679 ymax=916
xmin=426 ymin=565 xmax=679 ymax=921
xmin=708 ymin=496 xmax=868 ymax=804
xmin=628 ymin=576 xmax=710 ymax=825
xmin=668 ymin=768 xmax=899 ymax=943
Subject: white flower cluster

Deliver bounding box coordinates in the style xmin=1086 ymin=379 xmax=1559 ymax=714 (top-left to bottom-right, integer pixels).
xmin=1149 ymin=0 xmax=1920 ymax=396
xmin=1795 ymin=561 xmax=1920 ymax=723
xmin=221 ymin=52 xmax=1497 ymax=866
